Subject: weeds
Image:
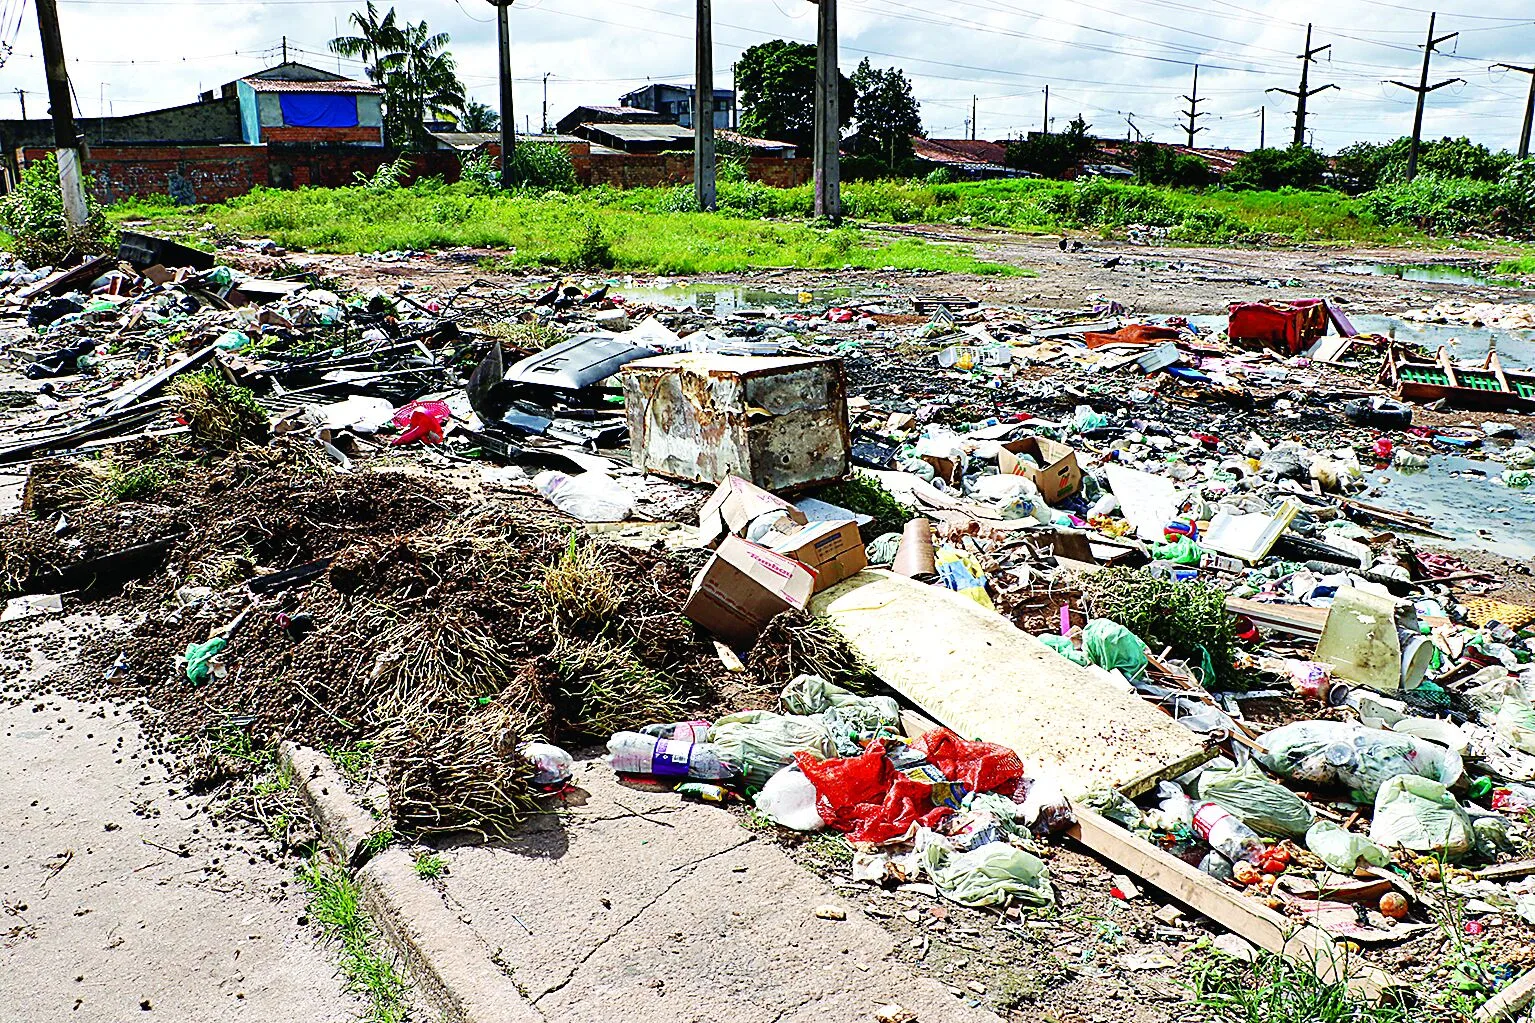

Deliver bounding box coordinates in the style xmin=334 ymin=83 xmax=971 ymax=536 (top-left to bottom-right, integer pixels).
xmin=474 ymin=320 xmax=565 ymax=350
xmin=816 ymin=473 xmax=916 ymax=537
xmin=412 ymin=852 xmax=448 ymax=880
xmin=169 ymin=370 xmax=269 ymax=449
xmin=1190 ymin=949 xmax=1414 ymax=1023
xmin=541 ymin=534 xmax=623 ymax=629
xmin=0 ymin=153 xmax=111 ymax=265
xmin=553 ymin=635 xmax=684 ymax=737
xmin=299 ymin=855 xmax=411 ymax=1023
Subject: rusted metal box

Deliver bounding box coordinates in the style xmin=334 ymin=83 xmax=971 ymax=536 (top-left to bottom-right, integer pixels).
xmin=622 ymin=354 xmax=849 ymax=491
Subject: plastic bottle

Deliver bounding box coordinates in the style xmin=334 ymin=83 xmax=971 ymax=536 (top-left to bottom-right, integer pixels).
xmin=518 ymin=742 xmax=574 ymax=791
xmin=640 ymin=721 xmax=712 ymax=743
xmin=606 ymin=732 xmax=735 ymax=779
xmin=1191 ymin=801 xmax=1265 ymax=863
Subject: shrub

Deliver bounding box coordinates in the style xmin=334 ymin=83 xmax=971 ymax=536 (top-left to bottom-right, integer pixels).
xmin=925 ymin=167 xmax=955 ymax=185
xmin=572 ymin=214 xmax=613 ymax=268
xmin=508 ymin=142 xmax=575 ymax=191
xmin=0 ymin=154 xmax=110 ymax=266
xmin=1224 ymin=146 xmax=1327 ymax=192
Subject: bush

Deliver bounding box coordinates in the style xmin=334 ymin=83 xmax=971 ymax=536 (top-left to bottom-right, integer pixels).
xmin=1224 ymin=145 xmax=1326 ymax=192
xmin=572 ymin=214 xmax=613 ymax=268
xmin=1005 ymin=115 xmax=1092 ymax=177
xmin=925 ymin=167 xmax=955 ymax=185
xmin=0 ymin=154 xmax=110 ymax=266
xmin=508 ymin=142 xmax=575 ymax=191
xmin=1360 ymin=173 xmax=1528 ymax=236
xmin=1132 ymin=142 xmax=1214 ymax=189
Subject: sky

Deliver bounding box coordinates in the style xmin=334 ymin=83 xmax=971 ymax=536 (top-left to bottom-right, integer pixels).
xmin=0 ymin=0 xmax=1532 ymax=154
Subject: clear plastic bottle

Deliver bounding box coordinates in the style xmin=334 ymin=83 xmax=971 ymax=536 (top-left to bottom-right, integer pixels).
xmin=640 ymin=721 xmax=712 ymax=744
xmin=1192 ymin=801 xmax=1265 ymax=863
xmin=607 ymin=732 xmax=735 ymax=779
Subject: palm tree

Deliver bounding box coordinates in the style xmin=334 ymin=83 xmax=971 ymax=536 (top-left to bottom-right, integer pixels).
xmin=328 ymin=2 xmax=403 ymax=85
xmin=382 ymin=19 xmax=466 ymax=150
xmin=457 ymin=100 xmax=499 ymax=134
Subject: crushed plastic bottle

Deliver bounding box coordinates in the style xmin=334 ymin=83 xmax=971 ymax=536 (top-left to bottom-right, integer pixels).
xmin=1191 ymin=800 xmax=1265 ymax=863
xmin=518 ymin=742 xmax=574 ymax=791
xmin=607 ymin=731 xmax=735 ymax=779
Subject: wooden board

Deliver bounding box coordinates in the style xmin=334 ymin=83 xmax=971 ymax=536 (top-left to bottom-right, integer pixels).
xmin=1477 ymin=968 xmax=1535 ymax=1022
xmin=810 ymin=570 xmax=1210 ymax=795
xmin=1069 ymin=807 xmax=1403 ymax=1002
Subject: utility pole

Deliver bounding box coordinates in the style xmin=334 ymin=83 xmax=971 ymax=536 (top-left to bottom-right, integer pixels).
xmin=282 ymin=36 xmax=287 ymax=63
xmin=1042 ymin=84 xmax=1049 ymax=135
xmin=1181 ymin=64 xmax=1206 ymax=149
xmin=731 ymin=61 xmax=738 ymax=128
xmin=1494 ymin=63 xmax=1535 ymax=159
xmin=694 ymin=0 xmax=716 ymax=211
xmin=541 ymin=72 xmax=551 ymax=135
xmin=971 ymin=95 xmax=977 ymax=141
xmin=810 ymin=0 xmax=840 ymax=223
xmin=16 ymin=89 xmax=25 ymax=120
xmin=33 ymin=0 xmax=88 ymax=228
xmin=1259 ymin=105 xmax=1266 ymax=149
xmin=492 ymin=0 xmax=515 ymax=187
xmin=1267 ymin=23 xmax=1336 ymax=147
xmin=1390 ymin=13 xmax=1462 ymax=180
xmin=1125 ymin=113 xmax=1140 ymax=142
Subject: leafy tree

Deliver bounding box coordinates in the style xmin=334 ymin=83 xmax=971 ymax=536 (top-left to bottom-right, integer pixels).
xmin=736 ymin=39 xmax=852 ymax=151
xmin=1418 ymin=137 xmax=1512 ymax=183
xmin=850 ymin=59 xmax=921 ymax=173
xmin=1333 ymin=139 xmax=1406 ymax=192
xmin=329 ymin=1 xmax=402 ymax=85
xmin=332 ymin=7 xmax=465 ymax=150
xmin=457 ymin=100 xmax=499 ymax=133
xmin=1131 ymin=141 xmax=1213 ymax=188
xmin=1223 ymin=144 xmax=1326 ymax=191
xmin=1004 ymin=114 xmax=1092 ymax=177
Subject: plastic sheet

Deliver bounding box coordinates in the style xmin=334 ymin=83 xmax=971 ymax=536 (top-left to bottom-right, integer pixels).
xmin=754 ymin=765 xmax=825 ymax=831
xmin=935 ymin=547 xmax=994 ymax=609
xmin=780 ymin=674 xmax=900 ymax=753
xmin=922 ymin=838 xmax=1054 ymax=908
xmin=1197 ymin=760 xmax=1314 ymax=838
xmin=708 ymin=710 xmax=834 ymax=788
xmin=1304 ymin=821 xmax=1389 ymax=873
xmin=1039 ymin=633 xmax=1089 ymax=666
xmin=1081 ymin=619 xmax=1150 ymax=678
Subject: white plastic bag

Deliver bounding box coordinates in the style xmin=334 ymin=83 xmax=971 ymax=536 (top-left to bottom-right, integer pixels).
xmin=1304 ymin=820 xmax=1388 ymax=873
xmin=533 ymin=470 xmax=635 ymax=522
xmin=755 ymin=765 xmax=825 ymax=831
xmin=1257 ymin=720 xmax=1463 ymax=800
xmin=1370 ymin=775 xmax=1474 ymax=859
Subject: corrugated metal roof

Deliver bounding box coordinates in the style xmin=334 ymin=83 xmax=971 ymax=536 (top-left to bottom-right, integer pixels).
xmin=242 ymin=78 xmax=383 ymax=95
xmin=588 ymin=122 xmax=694 ymax=142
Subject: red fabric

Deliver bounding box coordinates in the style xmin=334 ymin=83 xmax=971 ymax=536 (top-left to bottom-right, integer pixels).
xmin=794 ymin=741 xmax=949 ymax=844
xmin=911 ymin=728 xmax=1024 ymax=795
xmin=390 ymin=400 xmax=450 ymax=446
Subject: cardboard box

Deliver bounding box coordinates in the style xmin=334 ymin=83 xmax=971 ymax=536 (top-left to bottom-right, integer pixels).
xmin=697 ymin=475 xmax=807 ymax=546
xmin=767 ymin=519 xmax=868 ymax=592
xmin=684 ymin=535 xmax=816 ymax=645
xmin=999 ymin=436 xmax=1082 ymax=504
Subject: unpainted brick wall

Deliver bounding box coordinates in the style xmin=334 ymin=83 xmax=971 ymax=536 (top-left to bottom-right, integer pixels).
xmin=22 ymin=146 xmax=271 ymax=205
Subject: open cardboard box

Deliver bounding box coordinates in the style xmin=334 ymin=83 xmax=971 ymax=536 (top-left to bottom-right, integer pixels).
xmin=766 ymin=519 xmax=868 ymax=593
xmin=1000 ymin=436 xmax=1082 ymax=505
xmin=684 ymin=535 xmax=816 ymax=646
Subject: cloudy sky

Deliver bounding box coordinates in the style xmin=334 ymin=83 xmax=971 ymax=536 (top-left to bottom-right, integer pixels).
xmin=0 ymin=0 xmax=1532 ymax=153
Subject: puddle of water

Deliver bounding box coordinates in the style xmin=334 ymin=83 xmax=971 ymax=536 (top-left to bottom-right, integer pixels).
xmin=1184 ymin=313 xmax=1535 ymax=365
xmin=1365 ymin=448 xmax=1535 ymax=560
xmin=612 ymin=282 xmax=879 ymax=314
xmin=1334 ymin=262 xmax=1526 ymax=288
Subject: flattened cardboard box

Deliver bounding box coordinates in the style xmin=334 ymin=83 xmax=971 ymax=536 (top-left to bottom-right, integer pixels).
xmin=767 ymin=519 xmax=867 ymax=593
xmin=999 ymin=436 xmax=1082 ymax=504
xmin=684 ymin=535 xmax=816 ymax=645
xmin=697 ymin=475 xmax=807 ymax=547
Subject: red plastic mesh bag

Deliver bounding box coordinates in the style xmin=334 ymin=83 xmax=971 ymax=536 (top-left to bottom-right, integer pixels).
xmin=794 ymin=740 xmax=949 ymax=844
xmin=911 ymin=728 xmax=1024 ymax=795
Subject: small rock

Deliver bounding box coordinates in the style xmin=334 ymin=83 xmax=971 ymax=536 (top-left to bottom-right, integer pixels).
xmin=1212 ymin=933 xmax=1257 ymax=962
xmin=1152 ymin=905 xmax=1185 ymax=926
xmin=874 ymin=1005 xmax=916 ymax=1023
xmin=814 ymin=905 xmax=847 ymax=921
xmin=966 ymin=981 xmax=987 ymax=995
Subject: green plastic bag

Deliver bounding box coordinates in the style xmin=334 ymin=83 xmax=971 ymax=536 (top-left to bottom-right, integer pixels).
xmin=1304 ymin=821 xmax=1389 ymax=873
xmin=708 ymin=711 xmax=834 ymax=789
xmin=780 ymin=674 xmax=900 ymax=755
xmin=923 ymin=840 xmax=1053 ymax=908
xmin=1039 ymin=634 xmax=1089 ymax=666
xmin=183 ymin=637 xmax=226 ymax=685
xmin=1370 ymin=775 xmax=1474 ymax=859
xmin=1081 ymin=619 xmax=1149 ymax=679
xmin=1197 ymin=760 xmax=1314 ymax=838
xmin=1152 ymin=536 xmax=1203 ymax=564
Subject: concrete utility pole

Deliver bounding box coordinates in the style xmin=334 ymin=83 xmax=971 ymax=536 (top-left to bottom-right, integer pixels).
xmin=694 ymin=0 xmax=716 ymax=211
xmin=32 ymin=0 xmax=88 ymax=228
xmin=1181 ymin=64 xmax=1206 ymax=149
xmin=971 ymin=95 xmax=977 ymax=141
xmin=1259 ymin=105 xmax=1266 ymax=149
xmin=1267 ymin=23 xmax=1336 ymax=147
xmin=809 ymin=0 xmax=840 ymax=222
xmin=1494 ymin=63 xmax=1535 ymax=159
xmin=16 ymin=89 xmax=26 ymax=120
xmin=1391 ymin=13 xmax=1461 ymax=181
xmin=542 ymin=72 xmax=551 ymax=135
xmin=492 ymin=0 xmax=516 ymax=187
xmin=1042 ymin=84 xmax=1049 ymax=135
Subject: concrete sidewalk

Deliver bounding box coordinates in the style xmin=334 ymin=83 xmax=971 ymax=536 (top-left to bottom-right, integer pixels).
xmin=0 ymin=618 xmax=362 ymax=1022
xmin=435 ymin=761 xmax=1001 ymax=1023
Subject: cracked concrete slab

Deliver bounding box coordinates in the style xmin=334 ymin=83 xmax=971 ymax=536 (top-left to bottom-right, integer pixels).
xmin=0 ymin=684 xmax=361 ymax=1022
xmin=436 ymin=761 xmax=1002 ymax=1023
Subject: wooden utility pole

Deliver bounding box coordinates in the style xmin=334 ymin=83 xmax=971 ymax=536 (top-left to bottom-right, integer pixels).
xmin=32 ymin=0 xmax=88 ymax=227
xmin=971 ymin=95 xmax=977 ymax=141
xmin=1259 ymin=105 xmax=1266 ymax=149
xmin=1494 ymin=63 xmax=1535 ymax=159
xmin=811 ymin=0 xmax=840 ymax=222
xmin=1391 ymin=13 xmax=1461 ymax=180
xmin=694 ymin=0 xmax=716 ymax=211
xmin=1267 ymin=24 xmax=1336 ymax=147
xmin=493 ymin=0 xmax=516 ymax=187
xmin=1181 ymin=64 xmax=1206 ymax=149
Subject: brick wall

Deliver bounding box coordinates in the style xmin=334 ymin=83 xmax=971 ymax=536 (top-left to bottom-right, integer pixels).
xmin=262 ymin=126 xmax=384 ymax=145
xmin=22 ymin=145 xmax=271 ymax=205
xmin=578 ymin=152 xmax=811 ymax=189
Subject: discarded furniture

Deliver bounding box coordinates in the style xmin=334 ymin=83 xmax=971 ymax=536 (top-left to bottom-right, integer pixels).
xmin=1383 ymin=342 xmax=1535 ymax=413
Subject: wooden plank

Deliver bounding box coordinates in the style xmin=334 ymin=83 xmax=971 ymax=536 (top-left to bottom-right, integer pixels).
xmin=1225 ymin=596 xmax=1329 ymax=639
xmin=1476 ymin=969 xmax=1535 ymax=1023
xmin=1474 ymin=859 xmax=1535 ymax=882
xmin=1440 ymin=347 xmax=1460 ymax=388
xmin=1068 ymin=806 xmax=1403 ymax=1002
xmin=17 ymin=254 xmax=115 ymax=303
xmin=810 ymin=571 xmax=1210 ymax=793
xmin=102 ymin=344 xmax=218 ymax=413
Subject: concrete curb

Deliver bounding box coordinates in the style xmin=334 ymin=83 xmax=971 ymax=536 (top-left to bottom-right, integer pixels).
xmin=283 ymin=743 xmax=544 ymax=1023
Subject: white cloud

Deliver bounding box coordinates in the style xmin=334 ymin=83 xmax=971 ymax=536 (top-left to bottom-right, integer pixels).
xmin=1 ymin=0 xmax=1531 ymax=151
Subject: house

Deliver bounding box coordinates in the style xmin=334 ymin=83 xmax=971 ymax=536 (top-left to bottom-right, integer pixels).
xmin=235 ymin=63 xmax=384 ymax=146
xmin=620 ymin=84 xmax=734 ymax=130
xmin=574 ymin=122 xmax=696 ymax=155
xmin=554 ymin=105 xmax=667 ymax=135
xmin=909 ymin=137 xmax=1017 ymax=179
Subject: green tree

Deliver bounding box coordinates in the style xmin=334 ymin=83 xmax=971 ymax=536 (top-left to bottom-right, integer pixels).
xmin=328 ymin=1 xmax=403 ymax=85
xmin=1223 ymin=144 xmax=1326 ymax=191
xmin=1005 ymin=114 xmax=1092 ymax=177
xmin=457 ymin=100 xmax=499 ymax=133
xmin=1131 ymin=141 xmax=1213 ymax=188
xmin=850 ymin=59 xmax=921 ymax=173
xmin=736 ymin=39 xmax=853 ymax=151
